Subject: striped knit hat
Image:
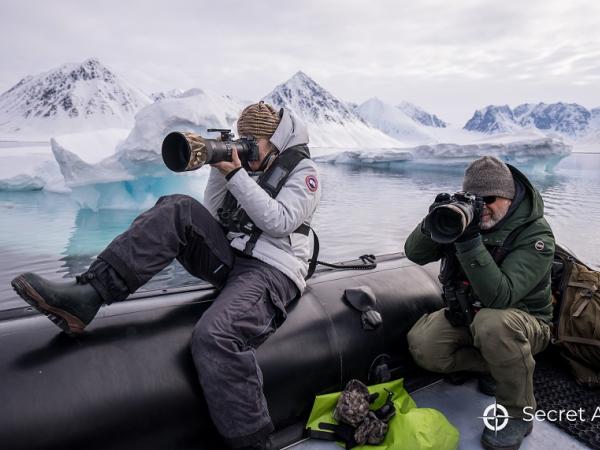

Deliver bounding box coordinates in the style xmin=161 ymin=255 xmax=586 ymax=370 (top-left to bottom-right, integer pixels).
xmin=237 ymin=101 xmax=281 ymax=138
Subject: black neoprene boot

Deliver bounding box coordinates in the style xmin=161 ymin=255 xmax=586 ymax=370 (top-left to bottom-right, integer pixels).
xmin=481 ymin=418 xmax=533 ymax=450
xmin=11 ymin=272 xmax=103 ymax=335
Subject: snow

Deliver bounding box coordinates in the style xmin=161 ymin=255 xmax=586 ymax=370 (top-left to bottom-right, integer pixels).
xmin=51 ymin=129 xmax=132 ymax=186
xmin=25 ymin=89 xmax=244 ymax=192
xmin=0 ymin=58 xmax=150 ymax=138
xmin=117 ymin=88 xmax=246 ymax=175
xmin=0 ymin=63 xmax=591 ymax=197
xmin=0 ymin=143 xmax=66 ymax=192
xmin=52 ymin=128 xmax=130 ymax=165
xmin=263 ymin=72 xmax=402 ymax=148
xmin=464 ymin=102 xmax=596 ymax=139
xmin=356 ymin=98 xmax=435 ymax=144
xmin=397 ymin=101 xmax=447 ymax=128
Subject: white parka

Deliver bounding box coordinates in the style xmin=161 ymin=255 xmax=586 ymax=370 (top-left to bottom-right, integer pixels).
xmin=203 ymin=109 xmax=321 ymax=293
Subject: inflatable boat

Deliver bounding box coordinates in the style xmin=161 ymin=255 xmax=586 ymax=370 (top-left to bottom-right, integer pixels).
xmin=1 ymin=251 xmax=598 ymax=450
xmin=0 ymin=253 xmax=444 ymax=449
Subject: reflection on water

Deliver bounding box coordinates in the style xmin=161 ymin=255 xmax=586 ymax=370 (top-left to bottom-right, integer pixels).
xmin=1 ymin=152 xmax=599 ymax=311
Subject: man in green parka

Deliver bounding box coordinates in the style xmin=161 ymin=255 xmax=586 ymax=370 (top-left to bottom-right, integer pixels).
xmin=405 ymin=156 xmax=554 ymax=450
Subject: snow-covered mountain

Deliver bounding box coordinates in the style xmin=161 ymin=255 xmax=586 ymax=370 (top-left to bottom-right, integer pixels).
xmin=356 ymin=98 xmax=434 ymax=143
xmin=262 ymin=71 xmax=401 ymax=148
xmin=463 ymin=105 xmax=521 ymax=134
xmin=464 ymin=102 xmax=596 ymax=138
xmin=150 ymin=88 xmax=185 ymax=102
xmin=0 ymin=58 xmax=150 ymax=136
xmin=397 ymin=101 xmax=447 ymax=128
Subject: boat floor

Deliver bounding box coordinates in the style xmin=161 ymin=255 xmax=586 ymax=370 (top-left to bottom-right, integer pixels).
xmin=288 ymin=379 xmax=586 ymax=450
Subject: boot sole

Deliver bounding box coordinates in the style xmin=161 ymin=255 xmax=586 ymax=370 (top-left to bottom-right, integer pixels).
xmin=11 ymin=275 xmax=85 ymax=335
xmin=481 ymin=423 xmax=533 ymax=450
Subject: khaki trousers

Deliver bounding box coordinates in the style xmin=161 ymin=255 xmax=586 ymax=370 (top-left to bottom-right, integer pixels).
xmin=407 ymin=308 xmax=551 ymax=417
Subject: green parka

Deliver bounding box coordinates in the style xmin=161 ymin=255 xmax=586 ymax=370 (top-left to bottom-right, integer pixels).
xmin=404 ymin=165 xmax=554 ymax=322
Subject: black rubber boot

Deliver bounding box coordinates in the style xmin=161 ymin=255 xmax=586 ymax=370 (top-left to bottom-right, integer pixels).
xmin=478 ymin=374 xmax=497 ymax=396
xmin=481 ymin=418 xmax=533 ymax=450
xmin=11 ymin=272 xmax=103 ymax=335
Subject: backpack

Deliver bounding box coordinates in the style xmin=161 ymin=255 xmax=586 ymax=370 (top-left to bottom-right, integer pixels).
xmin=553 ymin=245 xmax=600 ymax=387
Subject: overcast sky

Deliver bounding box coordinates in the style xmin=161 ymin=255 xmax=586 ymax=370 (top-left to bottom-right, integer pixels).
xmin=1 ymin=0 xmax=599 ymax=124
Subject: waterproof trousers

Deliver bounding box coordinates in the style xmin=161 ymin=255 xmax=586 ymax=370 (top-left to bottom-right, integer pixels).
xmin=82 ymin=194 xmax=298 ymax=448
xmin=407 ymin=307 xmax=551 ymax=418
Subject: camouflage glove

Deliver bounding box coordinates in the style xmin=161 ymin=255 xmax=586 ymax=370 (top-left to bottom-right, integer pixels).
xmin=333 ymin=379 xmax=379 ymax=427
xmin=354 ymin=411 xmax=389 ymax=446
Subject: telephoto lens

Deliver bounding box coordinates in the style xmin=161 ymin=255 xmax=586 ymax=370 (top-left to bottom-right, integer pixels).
xmin=424 ymin=193 xmax=476 ymax=243
xmin=161 ymin=131 xmax=259 ymax=172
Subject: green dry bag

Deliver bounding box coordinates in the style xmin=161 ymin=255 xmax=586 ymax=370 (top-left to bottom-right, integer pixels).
xmin=306 ymin=378 xmax=459 ymax=450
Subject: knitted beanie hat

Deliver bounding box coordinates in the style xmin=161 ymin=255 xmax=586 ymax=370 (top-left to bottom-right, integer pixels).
xmin=237 ymin=101 xmax=281 ymax=138
xmin=462 ymin=156 xmax=516 ymax=199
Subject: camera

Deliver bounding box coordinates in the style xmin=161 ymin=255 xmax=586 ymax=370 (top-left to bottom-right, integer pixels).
xmin=424 ymin=192 xmax=479 ymax=243
xmin=161 ymin=129 xmax=260 ymax=172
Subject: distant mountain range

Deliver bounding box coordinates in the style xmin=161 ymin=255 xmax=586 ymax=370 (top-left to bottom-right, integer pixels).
xmin=464 ymin=103 xmax=597 ymax=137
xmin=397 ymin=101 xmax=447 ymax=128
xmin=0 ymin=59 xmax=597 ymax=145
xmin=262 ymin=71 xmax=404 ymax=147
xmin=0 ymin=58 xmax=150 ymax=135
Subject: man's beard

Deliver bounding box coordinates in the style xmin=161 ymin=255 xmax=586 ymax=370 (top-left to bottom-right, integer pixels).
xmin=480 ymin=203 xmax=511 ymax=230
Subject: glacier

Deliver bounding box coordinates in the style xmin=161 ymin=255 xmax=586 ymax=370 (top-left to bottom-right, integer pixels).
xmin=315 ymin=138 xmax=572 ymax=172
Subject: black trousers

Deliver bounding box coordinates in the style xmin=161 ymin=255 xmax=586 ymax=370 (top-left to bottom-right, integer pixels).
xmin=86 ymin=194 xmax=298 ymax=448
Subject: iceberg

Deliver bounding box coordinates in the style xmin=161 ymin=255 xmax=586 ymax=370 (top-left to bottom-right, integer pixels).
xmin=50 ymin=128 xmax=132 ymax=186
xmin=0 ymin=144 xmax=66 ymax=192
xmin=0 ymin=89 xmax=244 ymax=207
xmin=116 ymin=88 xmax=245 ymax=177
xmin=315 ymin=138 xmax=572 ymax=172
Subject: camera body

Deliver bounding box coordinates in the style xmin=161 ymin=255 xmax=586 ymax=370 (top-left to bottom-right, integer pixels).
xmin=161 ymin=129 xmax=260 ymax=172
xmin=424 ymin=191 xmax=479 ymax=244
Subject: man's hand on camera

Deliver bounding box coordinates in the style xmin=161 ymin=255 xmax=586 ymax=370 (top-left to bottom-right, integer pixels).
xmin=428 ymin=193 xmax=452 ymax=213
xmin=456 ymin=197 xmax=484 ymax=242
xmin=212 ymin=148 xmax=242 ymax=176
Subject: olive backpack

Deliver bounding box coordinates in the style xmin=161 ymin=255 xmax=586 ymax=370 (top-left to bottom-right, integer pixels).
xmin=553 ymin=245 xmax=600 ymax=387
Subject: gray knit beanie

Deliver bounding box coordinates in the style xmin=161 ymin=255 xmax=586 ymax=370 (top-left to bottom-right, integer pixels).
xmin=462 ymin=156 xmax=515 ymax=199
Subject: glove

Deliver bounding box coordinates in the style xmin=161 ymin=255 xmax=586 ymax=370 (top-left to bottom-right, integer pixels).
xmin=422 ymin=193 xmax=453 ymax=236
xmin=354 ymin=411 xmax=389 ymax=445
xmin=428 ymin=192 xmax=452 ymax=213
xmin=333 ymin=379 xmax=378 ymax=427
xmin=455 ymin=197 xmax=484 ymax=242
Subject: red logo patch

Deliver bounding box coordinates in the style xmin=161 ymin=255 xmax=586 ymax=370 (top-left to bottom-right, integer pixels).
xmin=305 ymin=175 xmax=318 ymax=192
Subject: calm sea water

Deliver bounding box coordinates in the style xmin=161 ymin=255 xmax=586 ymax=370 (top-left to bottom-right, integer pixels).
xmin=1 ymin=152 xmax=599 ymax=311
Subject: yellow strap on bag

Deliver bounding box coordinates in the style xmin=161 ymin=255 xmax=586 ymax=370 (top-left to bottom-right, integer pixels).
xmin=306 ymin=378 xmax=459 ymax=450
